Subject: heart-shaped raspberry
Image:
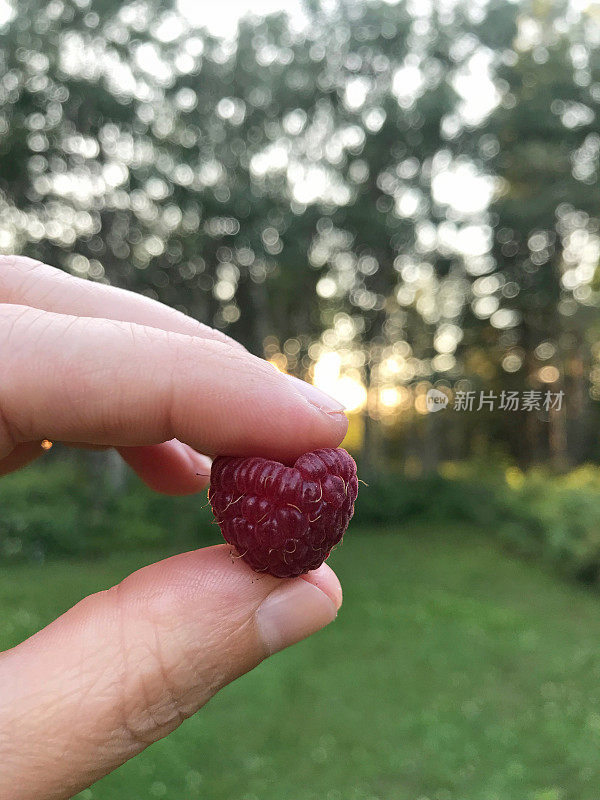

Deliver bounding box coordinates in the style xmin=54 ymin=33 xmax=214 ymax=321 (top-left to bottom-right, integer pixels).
xmin=209 ymin=448 xmax=358 ymax=578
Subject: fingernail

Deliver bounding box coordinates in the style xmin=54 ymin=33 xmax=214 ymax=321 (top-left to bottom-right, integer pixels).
xmin=255 ymin=580 xmax=339 ymax=656
xmin=286 ymin=374 xmax=346 ymax=415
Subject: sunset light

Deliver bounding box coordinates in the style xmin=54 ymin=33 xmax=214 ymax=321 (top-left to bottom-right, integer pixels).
xmin=312 ymin=351 xmax=368 ymax=413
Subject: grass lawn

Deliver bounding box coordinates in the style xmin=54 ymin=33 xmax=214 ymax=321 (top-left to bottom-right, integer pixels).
xmin=2 ymin=525 xmax=600 ymax=800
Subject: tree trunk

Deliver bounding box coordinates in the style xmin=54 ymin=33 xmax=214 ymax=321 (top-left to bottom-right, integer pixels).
xmin=566 ymin=352 xmax=590 ymax=465
xmin=249 ymin=278 xmax=271 ymax=358
xmin=422 ymin=409 xmax=441 ymax=474
xmin=359 ymin=408 xmax=386 ymax=480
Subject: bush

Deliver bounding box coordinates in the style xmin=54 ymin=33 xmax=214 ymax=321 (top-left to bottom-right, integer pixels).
xmin=3 ymin=455 xmax=600 ymax=590
xmin=0 ymin=459 xmax=217 ymax=562
xmin=355 ymin=463 xmax=600 ymax=587
xmin=353 ymin=472 xmax=496 ymax=529
xmin=493 ymin=473 xmax=600 ymax=584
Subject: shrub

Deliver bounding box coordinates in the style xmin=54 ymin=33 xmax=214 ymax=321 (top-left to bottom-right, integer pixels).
xmin=353 ymin=472 xmax=496 ymax=529
xmin=355 ymin=463 xmax=600 ymax=587
xmin=493 ymin=475 xmax=600 ymax=584
xmin=3 ymin=455 xmax=600 ymax=590
xmin=0 ymin=459 xmax=217 ymax=562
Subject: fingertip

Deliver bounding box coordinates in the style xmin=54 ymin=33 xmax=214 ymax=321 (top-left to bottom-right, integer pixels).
xmin=178 ymin=444 xmax=212 ymax=479
xmin=255 ymin=579 xmax=338 ymax=656
xmin=302 ymin=562 xmax=343 ymax=610
xmin=118 ymin=440 xmax=210 ymax=495
xmin=326 ymin=410 xmax=350 ymax=446
xmin=285 ymin=374 xmax=349 ymax=449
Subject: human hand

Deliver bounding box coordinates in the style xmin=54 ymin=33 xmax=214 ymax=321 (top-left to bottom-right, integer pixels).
xmin=0 ymin=256 xmax=348 ymax=800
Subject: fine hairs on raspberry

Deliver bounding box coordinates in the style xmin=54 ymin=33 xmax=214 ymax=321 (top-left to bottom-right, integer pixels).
xmin=208 ymin=448 xmax=359 ymax=578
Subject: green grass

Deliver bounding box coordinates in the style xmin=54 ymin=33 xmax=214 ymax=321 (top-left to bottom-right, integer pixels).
xmin=2 ymin=526 xmax=600 ymax=800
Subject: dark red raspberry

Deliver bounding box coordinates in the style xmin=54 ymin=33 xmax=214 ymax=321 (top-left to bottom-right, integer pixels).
xmin=209 ymin=448 xmax=358 ymax=578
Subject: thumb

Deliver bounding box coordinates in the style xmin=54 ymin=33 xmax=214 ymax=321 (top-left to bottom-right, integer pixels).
xmin=0 ymin=545 xmax=341 ymax=800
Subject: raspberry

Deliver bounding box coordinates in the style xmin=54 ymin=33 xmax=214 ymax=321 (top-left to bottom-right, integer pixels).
xmin=209 ymin=448 xmax=358 ymax=578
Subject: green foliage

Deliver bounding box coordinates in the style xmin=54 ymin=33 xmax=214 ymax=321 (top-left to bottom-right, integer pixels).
xmin=356 ymin=463 xmax=600 ymax=588
xmin=354 ymin=472 xmax=496 ymax=529
xmin=0 ymin=462 xmax=85 ymax=559
xmin=0 ymin=460 xmax=217 ymax=562
xmin=0 ymin=0 xmax=598 ymax=468
xmin=4 ymin=457 xmax=600 ymax=592
xmin=494 ymin=471 xmax=600 ymax=584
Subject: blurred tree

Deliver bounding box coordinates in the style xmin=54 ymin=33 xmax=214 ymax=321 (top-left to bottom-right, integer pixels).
xmin=475 ymin=0 xmax=600 ymax=466
xmin=0 ymin=0 xmax=598 ymax=475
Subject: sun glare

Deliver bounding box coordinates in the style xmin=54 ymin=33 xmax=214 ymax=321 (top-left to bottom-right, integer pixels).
xmin=379 ymin=386 xmax=401 ymax=408
xmin=313 ymin=351 xmax=367 ymax=413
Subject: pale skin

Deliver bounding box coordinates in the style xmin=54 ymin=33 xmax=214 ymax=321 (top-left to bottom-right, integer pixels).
xmin=0 ymin=256 xmax=348 ymax=800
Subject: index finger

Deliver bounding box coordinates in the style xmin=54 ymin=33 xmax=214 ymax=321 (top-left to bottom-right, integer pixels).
xmin=0 ymin=305 xmax=348 ymax=462
xmin=0 ymin=255 xmax=240 ymax=346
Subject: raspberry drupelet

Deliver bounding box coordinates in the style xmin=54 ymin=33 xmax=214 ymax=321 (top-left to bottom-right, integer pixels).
xmin=209 ymin=448 xmax=358 ymax=578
